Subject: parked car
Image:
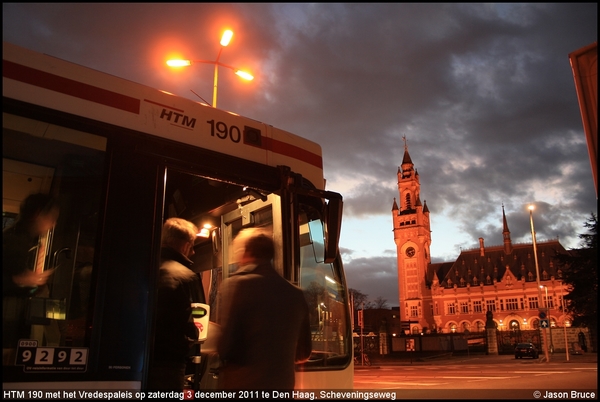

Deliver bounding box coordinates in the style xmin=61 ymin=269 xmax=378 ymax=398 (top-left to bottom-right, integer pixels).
xmin=515 ymin=342 xmax=539 ymax=359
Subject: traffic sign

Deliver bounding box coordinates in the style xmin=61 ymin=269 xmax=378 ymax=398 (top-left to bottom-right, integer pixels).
xmin=540 ymin=319 xmax=550 ymax=328
xmin=539 ymin=310 xmax=547 ymax=319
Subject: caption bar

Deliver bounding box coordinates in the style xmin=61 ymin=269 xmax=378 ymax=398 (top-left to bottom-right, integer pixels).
xmin=4 ymin=390 xmax=399 ymax=400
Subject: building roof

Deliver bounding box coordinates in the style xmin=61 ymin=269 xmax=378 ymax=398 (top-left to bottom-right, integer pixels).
xmin=427 ymin=239 xmax=569 ymax=288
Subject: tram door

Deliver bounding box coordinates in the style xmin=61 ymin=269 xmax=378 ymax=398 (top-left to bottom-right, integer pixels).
xmin=220 ymin=193 xmax=282 ymax=283
xmin=3 ymin=115 xmax=106 ymax=370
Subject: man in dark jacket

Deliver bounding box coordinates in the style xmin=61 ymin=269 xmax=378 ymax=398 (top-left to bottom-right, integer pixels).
xmin=148 ymin=218 xmax=204 ymax=390
xmin=3 ymin=193 xmax=59 ymax=365
xmin=216 ymin=228 xmax=312 ymax=390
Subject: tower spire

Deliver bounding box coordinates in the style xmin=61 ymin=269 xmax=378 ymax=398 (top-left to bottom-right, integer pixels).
xmin=502 ymin=204 xmax=513 ymax=254
xmin=401 ymin=135 xmax=414 ymax=178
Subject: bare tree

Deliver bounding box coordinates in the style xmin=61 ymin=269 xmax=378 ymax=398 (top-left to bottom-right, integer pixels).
xmin=349 ymin=288 xmax=368 ymax=310
xmin=372 ymin=296 xmax=389 ymax=309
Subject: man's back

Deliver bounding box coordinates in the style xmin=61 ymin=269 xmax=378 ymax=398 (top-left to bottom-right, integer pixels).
xmin=216 ymin=263 xmax=311 ymax=390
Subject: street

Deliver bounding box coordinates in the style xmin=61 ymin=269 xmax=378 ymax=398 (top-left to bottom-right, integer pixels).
xmin=353 ymin=354 xmax=598 ymax=399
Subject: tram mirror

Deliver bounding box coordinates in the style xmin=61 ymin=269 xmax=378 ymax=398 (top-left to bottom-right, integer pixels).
xmin=324 ymin=196 xmax=343 ymax=264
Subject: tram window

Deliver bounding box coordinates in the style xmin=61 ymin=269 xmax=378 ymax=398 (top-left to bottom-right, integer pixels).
xmin=298 ymin=210 xmax=350 ymax=368
xmin=3 ymin=113 xmax=106 ymax=366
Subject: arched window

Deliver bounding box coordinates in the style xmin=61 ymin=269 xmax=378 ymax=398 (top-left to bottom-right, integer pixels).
xmin=509 ymin=320 xmax=520 ymax=331
xmin=405 ymin=193 xmax=411 ymax=210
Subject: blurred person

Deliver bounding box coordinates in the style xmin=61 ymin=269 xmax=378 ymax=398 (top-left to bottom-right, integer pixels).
xmin=148 ymin=217 xmax=205 ymax=390
xmin=216 ymin=228 xmax=312 ymax=390
xmin=3 ymin=193 xmax=59 ymax=364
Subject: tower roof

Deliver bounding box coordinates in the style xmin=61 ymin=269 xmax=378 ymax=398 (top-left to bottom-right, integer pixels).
xmin=401 ymin=135 xmax=413 ymax=166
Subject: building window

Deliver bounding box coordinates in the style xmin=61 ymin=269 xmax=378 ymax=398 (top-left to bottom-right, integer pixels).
xmin=476 ymin=321 xmax=485 ymax=332
xmin=460 ymin=302 xmax=469 ymax=314
xmin=528 ymin=297 xmax=539 ymax=309
xmin=486 ymin=300 xmax=496 ymax=312
xmin=473 ymin=300 xmax=483 ymax=313
xmin=505 ymin=298 xmax=519 ymax=311
xmin=405 ymin=193 xmax=411 ymax=210
xmin=410 ymin=305 xmax=418 ymax=317
xmin=509 ymin=320 xmax=520 ymax=331
xmin=543 ymin=296 xmax=554 ymax=309
xmin=447 ymin=303 xmax=456 ymax=315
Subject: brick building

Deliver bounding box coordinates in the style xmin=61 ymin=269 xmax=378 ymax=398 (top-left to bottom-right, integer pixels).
xmin=392 ymin=141 xmax=571 ymax=334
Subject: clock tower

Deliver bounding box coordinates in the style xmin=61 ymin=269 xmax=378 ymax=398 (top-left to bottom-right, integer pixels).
xmin=392 ymin=138 xmax=433 ymax=333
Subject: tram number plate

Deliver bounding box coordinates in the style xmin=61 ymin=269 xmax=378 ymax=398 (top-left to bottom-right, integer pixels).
xmin=16 ymin=340 xmax=88 ymax=372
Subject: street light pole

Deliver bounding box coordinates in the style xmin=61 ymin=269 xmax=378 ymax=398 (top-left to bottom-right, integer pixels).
xmin=542 ymin=285 xmax=554 ymax=353
xmin=529 ymin=205 xmax=550 ymax=362
xmin=560 ymin=281 xmax=570 ymax=361
xmin=167 ymin=29 xmax=253 ymax=108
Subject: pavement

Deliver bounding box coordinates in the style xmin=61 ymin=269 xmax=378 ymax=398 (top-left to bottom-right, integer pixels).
xmin=354 ymin=351 xmax=597 ymax=368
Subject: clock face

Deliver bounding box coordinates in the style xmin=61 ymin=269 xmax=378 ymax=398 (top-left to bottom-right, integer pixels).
xmin=405 ymin=247 xmax=416 ymax=258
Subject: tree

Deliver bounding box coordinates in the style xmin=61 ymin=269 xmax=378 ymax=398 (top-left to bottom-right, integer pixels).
xmin=372 ymin=296 xmax=389 ymax=309
xmin=554 ymin=213 xmax=597 ymax=331
xmin=348 ymin=288 xmax=369 ymax=311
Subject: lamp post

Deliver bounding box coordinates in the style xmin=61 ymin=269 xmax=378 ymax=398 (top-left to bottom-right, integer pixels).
xmin=541 ymin=285 xmax=554 ymax=353
xmin=560 ymin=281 xmax=570 ymax=361
xmin=167 ymin=30 xmax=253 ymax=108
xmin=529 ymin=204 xmax=550 ymax=362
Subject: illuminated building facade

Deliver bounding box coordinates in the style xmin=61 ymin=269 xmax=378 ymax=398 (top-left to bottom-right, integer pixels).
xmin=392 ymin=143 xmax=570 ymax=334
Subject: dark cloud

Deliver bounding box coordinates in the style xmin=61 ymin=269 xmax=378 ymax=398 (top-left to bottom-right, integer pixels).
xmin=342 ymin=255 xmax=399 ymax=305
xmin=3 ymin=3 xmax=596 ymax=306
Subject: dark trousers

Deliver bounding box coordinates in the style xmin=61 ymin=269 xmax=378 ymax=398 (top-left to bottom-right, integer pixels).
xmin=147 ymin=361 xmax=186 ymax=391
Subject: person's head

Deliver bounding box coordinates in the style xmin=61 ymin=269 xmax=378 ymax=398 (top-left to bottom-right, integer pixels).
xmin=232 ymin=227 xmax=274 ymax=266
xmin=19 ymin=193 xmax=60 ymax=235
xmin=161 ymin=218 xmax=198 ymax=257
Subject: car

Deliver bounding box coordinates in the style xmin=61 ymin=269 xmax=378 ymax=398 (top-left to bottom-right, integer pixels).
xmin=515 ymin=342 xmax=539 ymax=359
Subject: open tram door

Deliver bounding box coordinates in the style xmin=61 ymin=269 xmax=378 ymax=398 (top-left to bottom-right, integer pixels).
xmin=221 ymin=192 xmax=283 ymax=281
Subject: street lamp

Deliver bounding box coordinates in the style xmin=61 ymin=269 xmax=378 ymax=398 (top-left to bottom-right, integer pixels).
xmin=529 ymin=204 xmax=550 ymax=362
xmin=167 ymin=30 xmax=254 ymax=108
xmin=541 ymin=285 xmax=554 ymax=353
xmin=560 ymin=281 xmax=570 ymax=361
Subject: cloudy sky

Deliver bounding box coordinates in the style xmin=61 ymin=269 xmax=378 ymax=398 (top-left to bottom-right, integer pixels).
xmin=3 ymin=3 xmax=597 ymax=306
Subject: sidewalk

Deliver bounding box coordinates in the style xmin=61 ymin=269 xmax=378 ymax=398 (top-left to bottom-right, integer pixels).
xmin=355 ymin=351 xmax=597 ymax=368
